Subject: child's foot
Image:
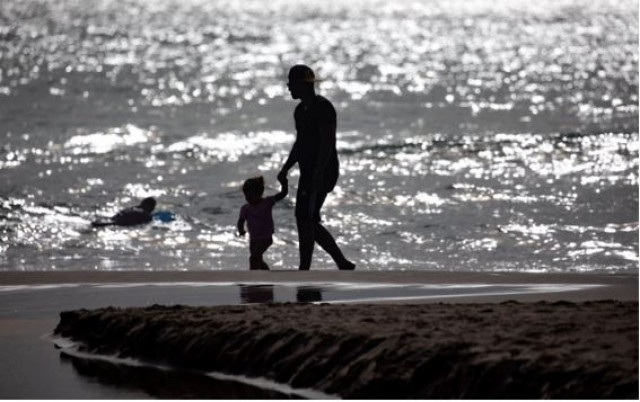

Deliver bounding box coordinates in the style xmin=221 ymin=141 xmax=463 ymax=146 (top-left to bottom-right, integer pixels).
xmin=338 ymin=261 xmax=356 ymax=271
xmin=260 ymin=263 xmax=270 ymax=270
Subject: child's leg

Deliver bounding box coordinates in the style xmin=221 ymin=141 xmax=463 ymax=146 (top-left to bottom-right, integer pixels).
xmin=249 ymin=237 xmax=273 ymax=270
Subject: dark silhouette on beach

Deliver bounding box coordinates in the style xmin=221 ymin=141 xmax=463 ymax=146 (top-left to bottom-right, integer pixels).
xmin=91 ymin=197 xmax=156 ymax=227
xmin=278 ymin=64 xmax=355 ymax=271
xmin=236 ymin=176 xmax=288 ymax=270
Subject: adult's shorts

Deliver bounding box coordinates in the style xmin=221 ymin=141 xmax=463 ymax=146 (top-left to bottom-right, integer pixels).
xmin=295 ymin=189 xmax=328 ymax=223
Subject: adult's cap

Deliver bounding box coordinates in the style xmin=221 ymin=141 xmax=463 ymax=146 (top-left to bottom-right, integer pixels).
xmin=289 ymin=64 xmax=323 ymax=83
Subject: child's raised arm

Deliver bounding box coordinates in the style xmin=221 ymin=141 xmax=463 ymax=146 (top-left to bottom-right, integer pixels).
xmin=274 ymin=177 xmax=288 ymax=202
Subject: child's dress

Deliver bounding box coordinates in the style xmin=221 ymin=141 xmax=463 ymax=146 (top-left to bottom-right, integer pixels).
xmin=239 ymin=196 xmax=277 ymax=270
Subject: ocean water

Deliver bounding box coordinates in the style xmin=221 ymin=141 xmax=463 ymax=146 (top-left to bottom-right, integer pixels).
xmin=0 ymin=0 xmax=637 ymax=272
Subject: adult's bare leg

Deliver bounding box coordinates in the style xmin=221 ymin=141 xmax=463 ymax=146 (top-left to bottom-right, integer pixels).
xmin=314 ymin=223 xmax=354 ymax=270
xmin=297 ymin=219 xmax=315 ymax=270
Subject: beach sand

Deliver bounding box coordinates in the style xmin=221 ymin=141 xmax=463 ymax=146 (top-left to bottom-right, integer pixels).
xmin=0 ymin=270 xmax=638 ymax=303
xmin=2 ymin=270 xmax=638 ymax=398
xmin=55 ymin=301 xmax=637 ymax=399
xmin=0 ymin=270 xmax=637 ymax=302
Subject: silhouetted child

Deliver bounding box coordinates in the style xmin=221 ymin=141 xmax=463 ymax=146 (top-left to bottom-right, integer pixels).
xmin=92 ymin=197 xmax=156 ymax=227
xmin=237 ymin=176 xmax=288 ymax=270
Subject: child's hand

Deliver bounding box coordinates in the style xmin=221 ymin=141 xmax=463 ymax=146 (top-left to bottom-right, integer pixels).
xmin=238 ymin=230 xmax=246 ymax=237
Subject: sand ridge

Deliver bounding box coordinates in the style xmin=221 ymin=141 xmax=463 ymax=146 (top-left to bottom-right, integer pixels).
xmin=54 ymin=300 xmax=638 ymax=399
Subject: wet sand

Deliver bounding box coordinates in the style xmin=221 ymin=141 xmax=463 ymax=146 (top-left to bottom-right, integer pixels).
xmin=0 ymin=270 xmax=637 ymax=302
xmin=2 ymin=270 xmax=638 ymax=398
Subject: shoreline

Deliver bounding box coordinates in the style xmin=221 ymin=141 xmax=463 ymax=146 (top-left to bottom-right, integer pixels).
xmin=0 ymin=270 xmax=637 ymax=303
xmin=50 ymin=335 xmax=338 ymax=400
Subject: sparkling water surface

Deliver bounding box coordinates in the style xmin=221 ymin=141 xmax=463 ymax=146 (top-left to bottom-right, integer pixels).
xmin=0 ymin=0 xmax=637 ymax=272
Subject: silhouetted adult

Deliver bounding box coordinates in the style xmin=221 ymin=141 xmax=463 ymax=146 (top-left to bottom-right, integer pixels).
xmin=92 ymin=197 xmax=156 ymax=227
xmin=278 ymin=64 xmax=355 ymax=271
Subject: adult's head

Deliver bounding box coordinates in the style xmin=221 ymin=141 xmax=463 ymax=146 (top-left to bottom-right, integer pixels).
xmin=287 ymin=64 xmax=321 ymax=100
xmin=139 ymin=197 xmax=156 ymax=213
xmin=243 ymin=176 xmax=265 ymax=204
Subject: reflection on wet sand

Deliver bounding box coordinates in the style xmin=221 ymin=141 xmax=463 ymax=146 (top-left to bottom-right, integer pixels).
xmin=296 ymin=286 xmax=323 ymax=303
xmin=239 ymin=284 xmax=274 ymax=303
xmin=60 ymin=352 xmax=296 ymax=399
xmin=239 ymin=284 xmax=324 ymax=304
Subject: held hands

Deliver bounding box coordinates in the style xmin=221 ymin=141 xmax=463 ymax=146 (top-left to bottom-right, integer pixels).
xmin=275 ymin=172 xmax=289 ymax=201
